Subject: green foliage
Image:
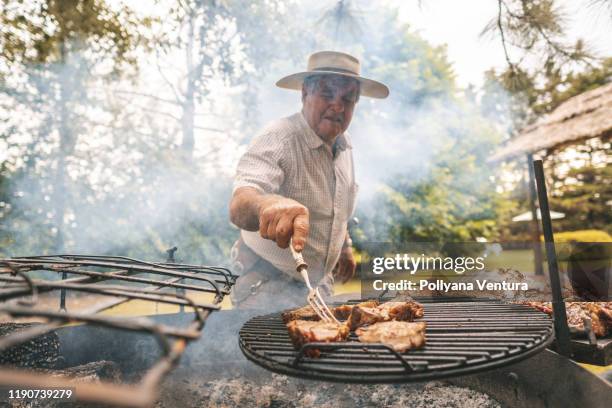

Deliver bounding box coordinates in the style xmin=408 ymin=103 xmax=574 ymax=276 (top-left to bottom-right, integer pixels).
xmin=0 ymin=0 xmax=145 ymax=254
xmin=5 ymin=0 xmax=595 ymax=266
xmin=552 ymin=165 xmax=612 ymax=234
xmin=1 ymin=0 xmax=142 ymax=74
xmin=482 ymin=0 xmax=593 ymax=82
xmin=551 ymin=229 xmax=612 ymax=243
xmin=480 ymin=2 xmax=611 ymax=243
xmin=351 ymin=15 xmax=504 ymax=246
xmin=358 ymin=106 xmax=503 ymax=245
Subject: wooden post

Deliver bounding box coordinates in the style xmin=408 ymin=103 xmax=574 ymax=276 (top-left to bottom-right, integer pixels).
xmin=527 ymin=153 xmax=544 ymax=275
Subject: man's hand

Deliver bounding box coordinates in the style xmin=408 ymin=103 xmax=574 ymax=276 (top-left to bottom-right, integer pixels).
xmin=258 ymin=195 xmax=309 ymax=251
xmin=334 ymin=245 xmax=356 ymax=284
xmin=230 ymin=187 xmax=310 ymax=251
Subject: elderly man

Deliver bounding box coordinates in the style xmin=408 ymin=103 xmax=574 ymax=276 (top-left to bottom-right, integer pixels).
xmin=229 ymin=51 xmax=388 ymax=309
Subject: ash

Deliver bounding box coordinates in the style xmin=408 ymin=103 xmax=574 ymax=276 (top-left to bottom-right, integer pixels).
xmin=157 ymin=370 xmax=502 ymax=408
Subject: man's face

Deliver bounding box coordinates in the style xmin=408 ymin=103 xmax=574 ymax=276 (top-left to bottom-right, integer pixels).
xmin=302 ymin=76 xmax=359 ymax=144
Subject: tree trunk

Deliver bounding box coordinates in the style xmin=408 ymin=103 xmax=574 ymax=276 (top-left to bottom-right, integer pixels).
xmin=181 ymin=88 xmax=195 ymax=160
xmin=180 ymin=7 xmax=197 ymax=161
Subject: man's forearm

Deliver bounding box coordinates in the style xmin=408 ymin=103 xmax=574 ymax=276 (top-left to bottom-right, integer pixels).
xmin=229 ymin=187 xmax=266 ymax=231
xmin=229 ymin=187 xmax=290 ymax=230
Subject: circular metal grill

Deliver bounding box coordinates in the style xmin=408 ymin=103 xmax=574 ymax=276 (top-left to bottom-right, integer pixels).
xmin=239 ymin=299 xmax=554 ymax=383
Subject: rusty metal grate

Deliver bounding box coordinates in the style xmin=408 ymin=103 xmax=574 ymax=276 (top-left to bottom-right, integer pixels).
xmin=0 ymin=254 xmax=237 ymax=407
xmin=239 ymin=298 xmax=554 ymax=383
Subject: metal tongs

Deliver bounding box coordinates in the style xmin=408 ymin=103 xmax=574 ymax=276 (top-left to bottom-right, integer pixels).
xmin=289 ymin=239 xmax=340 ymax=324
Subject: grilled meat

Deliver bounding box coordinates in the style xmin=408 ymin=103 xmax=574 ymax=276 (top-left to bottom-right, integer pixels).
xmin=517 ymin=301 xmax=553 ymax=315
xmin=347 ymin=301 xmax=424 ymax=330
xmin=286 ymin=320 xmax=350 ymax=358
xmin=333 ymin=300 xmax=380 ymax=320
xmin=282 ymin=300 xmax=380 ymax=323
xmin=356 ymin=321 xmax=427 ymax=352
xmin=518 ymin=301 xmax=612 ymax=337
xmin=566 ymin=302 xmax=611 ymax=337
xmin=281 ymin=305 xmax=320 ymax=323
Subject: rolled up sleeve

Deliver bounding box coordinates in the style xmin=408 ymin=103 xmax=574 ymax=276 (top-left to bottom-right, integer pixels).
xmin=233 ymin=130 xmax=286 ymax=194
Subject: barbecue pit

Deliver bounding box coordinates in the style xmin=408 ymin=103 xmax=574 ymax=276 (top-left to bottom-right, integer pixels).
xmin=0 ymin=160 xmax=610 ymax=407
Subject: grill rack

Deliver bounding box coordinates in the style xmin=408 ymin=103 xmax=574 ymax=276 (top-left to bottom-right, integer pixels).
xmin=0 ymin=254 xmax=237 ymax=407
xmin=239 ymin=298 xmax=554 ymax=383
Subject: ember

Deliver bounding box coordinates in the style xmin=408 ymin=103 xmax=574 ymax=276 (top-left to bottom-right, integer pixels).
xmin=0 ymin=323 xmax=59 ymax=369
xmin=157 ymin=372 xmax=502 ymax=408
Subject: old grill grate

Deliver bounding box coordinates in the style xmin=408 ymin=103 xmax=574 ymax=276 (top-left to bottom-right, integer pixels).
xmin=239 ymin=298 xmax=554 ymax=383
xmin=0 ymin=254 xmax=237 ymax=407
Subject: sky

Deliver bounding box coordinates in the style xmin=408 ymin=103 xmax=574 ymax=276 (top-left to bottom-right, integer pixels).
xmin=393 ymin=0 xmax=612 ymax=88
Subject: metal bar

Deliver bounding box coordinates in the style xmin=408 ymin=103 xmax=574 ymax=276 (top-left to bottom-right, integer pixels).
xmin=15 ymin=254 xmax=236 ymax=279
xmin=60 ymin=270 xmax=67 ymax=310
xmin=0 ymin=268 xmax=131 ymax=300
xmin=60 ymin=269 xmax=220 ymax=294
xmin=0 ymin=277 xmax=219 ymax=309
xmin=6 ymin=256 xmax=237 ymax=285
xmin=1 ymin=259 xmax=228 ymax=289
xmin=0 ymin=305 xmax=206 ymax=339
xmin=532 ymin=159 xmax=572 ymax=357
xmin=527 ymin=153 xmax=544 ymax=275
xmin=18 ymin=266 xmax=226 ymax=294
xmin=0 ymin=274 xmax=223 ymax=302
xmin=80 ymin=276 xmax=187 ymax=315
xmin=166 ymin=247 xmax=185 ymax=313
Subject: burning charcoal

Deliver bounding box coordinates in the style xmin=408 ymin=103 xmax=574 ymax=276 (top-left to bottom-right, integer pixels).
xmin=157 ymin=371 xmax=502 ymax=408
xmin=0 ymin=322 xmax=60 ymax=369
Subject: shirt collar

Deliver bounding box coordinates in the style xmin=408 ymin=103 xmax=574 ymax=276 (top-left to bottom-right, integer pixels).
xmin=298 ymin=111 xmax=352 ymax=151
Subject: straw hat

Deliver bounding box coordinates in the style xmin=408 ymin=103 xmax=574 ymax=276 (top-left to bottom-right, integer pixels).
xmin=276 ymin=51 xmax=389 ymax=99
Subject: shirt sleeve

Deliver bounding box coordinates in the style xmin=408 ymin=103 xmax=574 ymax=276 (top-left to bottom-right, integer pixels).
xmin=233 ymin=128 xmax=286 ymax=194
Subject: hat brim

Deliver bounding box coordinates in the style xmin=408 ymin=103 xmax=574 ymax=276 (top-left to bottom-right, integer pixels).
xmin=276 ymin=71 xmax=389 ymax=99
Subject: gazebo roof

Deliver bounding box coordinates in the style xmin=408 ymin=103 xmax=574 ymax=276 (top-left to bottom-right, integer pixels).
xmin=490 ymin=82 xmax=612 ymax=162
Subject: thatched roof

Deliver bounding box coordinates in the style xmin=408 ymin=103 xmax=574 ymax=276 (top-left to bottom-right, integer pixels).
xmin=490 ymin=82 xmax=612 ymax=162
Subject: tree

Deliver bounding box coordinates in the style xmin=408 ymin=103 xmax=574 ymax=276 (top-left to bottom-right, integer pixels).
xmin=0 ymin=0 xmax=144 ymax=252
xmin=146 ymin=0 xmax=244 ymax=162
xmin=482 ymin=0 xmax=592 ymax=82
xmin=555 ymin=164 xmax=612 ymax=233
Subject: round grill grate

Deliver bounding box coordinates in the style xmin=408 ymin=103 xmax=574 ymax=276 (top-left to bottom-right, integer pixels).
xmin=239 ymin=299 xmax=554 ymax=383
